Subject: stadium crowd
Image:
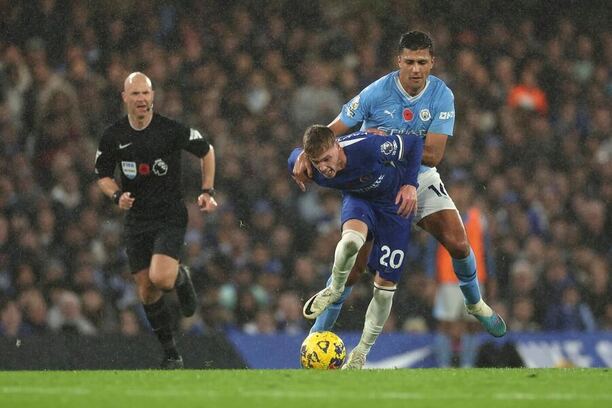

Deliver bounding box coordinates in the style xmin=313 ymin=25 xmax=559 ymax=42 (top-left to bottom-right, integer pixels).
xmin=0 ymin=0 xmax=610 ymax=339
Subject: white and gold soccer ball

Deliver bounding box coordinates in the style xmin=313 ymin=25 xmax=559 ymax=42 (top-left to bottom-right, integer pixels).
xmin=300 ymin=331 xmax=346 ymax=369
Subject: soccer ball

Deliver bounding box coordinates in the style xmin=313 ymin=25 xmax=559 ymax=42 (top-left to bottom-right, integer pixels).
xmin=300 ymin=331 xmax=346 ymax=369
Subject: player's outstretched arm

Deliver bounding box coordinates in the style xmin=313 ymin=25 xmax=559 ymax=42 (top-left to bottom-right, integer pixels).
xmin=422 ymin=132 xmax=448 ymax=167
xmin=395 ymin=135 xmax=424 ymax=217
xmin=291 ymin=151 xmax=313 ymax=192
xmin=327 ymin=116 xmax=351 ymax=136
xmin=395 ymin=184 xmax=417 ymax=218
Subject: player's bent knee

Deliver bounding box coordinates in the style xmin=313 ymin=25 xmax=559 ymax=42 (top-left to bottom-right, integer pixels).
xmin=148 ymin=269 xmax=174 ymax=291
xmin=444 ymin=236 xmax=470 ymax=259
xmin=339 ymin=230 xmax=366 ymax=256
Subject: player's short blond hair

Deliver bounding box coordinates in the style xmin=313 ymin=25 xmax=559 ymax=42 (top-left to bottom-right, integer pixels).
xmin=303 ymin=125 xmax=335 ymax=159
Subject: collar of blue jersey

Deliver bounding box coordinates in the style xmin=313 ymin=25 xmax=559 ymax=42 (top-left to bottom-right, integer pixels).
xmin=394 ymin=73 xmax=430 ymax=102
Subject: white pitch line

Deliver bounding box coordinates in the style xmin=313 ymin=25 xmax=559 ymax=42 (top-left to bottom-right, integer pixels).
xmin=1 ymin=386 xmax=91 ymax=395
xmin=3 ymin=387 xmax=612 ymax=401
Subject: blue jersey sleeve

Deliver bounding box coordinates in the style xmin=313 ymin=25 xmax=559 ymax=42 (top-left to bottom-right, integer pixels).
xmin=397 ymin=134 xmax=424 ymax=187
xmin=288 ymin=147 xmax=302 ymax=174
xmin=428 ymin=85 xmax=455 ymax=136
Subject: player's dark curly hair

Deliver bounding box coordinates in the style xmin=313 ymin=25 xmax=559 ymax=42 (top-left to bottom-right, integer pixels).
xmin=398 ymin=31 xmax=434 ymax=56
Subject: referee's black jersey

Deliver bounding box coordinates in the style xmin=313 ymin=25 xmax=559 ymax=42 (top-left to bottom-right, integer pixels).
xmin=95 ymin=113 xmax=211 ymax=223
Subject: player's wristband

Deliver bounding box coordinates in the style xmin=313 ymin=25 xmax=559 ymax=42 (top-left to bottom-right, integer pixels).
xmin=201 ymin=188 xmax=216 ymax=197
xmin=112 ymin=190 xmax=122 ymax=205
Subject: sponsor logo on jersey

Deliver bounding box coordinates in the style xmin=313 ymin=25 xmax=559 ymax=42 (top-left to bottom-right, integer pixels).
xmin=139 ymin=163 xmax=150 ymax=176
xmin=152 ymin=158 xmax=168 ymax=176
xmin=384 ymin=109 xmax=395 ymax=118
xmin=439 ymin=111 xmax=455 ymax=120
xmin=419 ymin=109 xmax=431 ymax=121
xmin=121 ymin=161 xmax=137 ymax=179
xmin=346 ymin=96 xmax=360 ymax=118
xmin=402 ymin=108 xmax=414 ymax=121
xmin=118 ymin=142 xmax=132 ymax=149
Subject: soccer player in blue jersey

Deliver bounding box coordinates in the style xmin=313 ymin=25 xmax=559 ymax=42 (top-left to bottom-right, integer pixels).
xmin=293 ymin=31 xmax=506 ymax=340
xmin=289 ymin=125 xmax=423 ymax=368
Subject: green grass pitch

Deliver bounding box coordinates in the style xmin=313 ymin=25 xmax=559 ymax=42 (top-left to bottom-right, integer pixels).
xmin=1 ymin=369 xmax=611 ymax=408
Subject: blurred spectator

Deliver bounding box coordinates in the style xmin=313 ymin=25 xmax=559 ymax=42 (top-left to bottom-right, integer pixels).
xmin=275 ymin=291 xmax=307 ymax=334
xmin=243 ymin=309 xmax=278 ymax=335
xmin=0 ymin=299 xmax=31 ymax=337
xmin=47 ymin=290 xmax=97 ymax=335
xmin=119 ymin=308 xmax=142 ymax=337
xmin=0 ymin=1 xmax=609 ymax=339
xmin=543 ymin=285 xmax=597 ymax=332
xmin=508 ymin=297 xmax=540 ymax=332
xmin=18 ymin=288 xmax=49 ymax=335
xmin=507 ymin=66 xmax=548 ymax=115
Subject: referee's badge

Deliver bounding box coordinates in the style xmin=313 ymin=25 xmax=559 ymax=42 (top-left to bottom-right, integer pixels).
xmin=121 ymin=161 xmax=137 ymax=179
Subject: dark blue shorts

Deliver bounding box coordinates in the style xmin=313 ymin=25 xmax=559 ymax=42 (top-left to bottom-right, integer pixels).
xmin=340 ymin=194 xmax=412 ymax=283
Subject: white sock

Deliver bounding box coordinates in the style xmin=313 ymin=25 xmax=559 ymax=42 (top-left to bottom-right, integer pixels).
xmin=466 ymin=299 xmax=493 ymax=317
xmin=330 ymin=230 xmax=366 ymax=292
xmin=356 ymin=283 xmax=396 ymax=354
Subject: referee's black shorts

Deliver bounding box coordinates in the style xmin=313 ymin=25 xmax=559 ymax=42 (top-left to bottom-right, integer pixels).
xmin=124 ymin=208 xmax=187 ymax=273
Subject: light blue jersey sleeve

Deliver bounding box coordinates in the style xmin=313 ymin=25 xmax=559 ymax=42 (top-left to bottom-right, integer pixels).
xmin=338 ymin=80 xmax=383 ymax=128
xmin=428 ymin=85 xmax=455 ymax=136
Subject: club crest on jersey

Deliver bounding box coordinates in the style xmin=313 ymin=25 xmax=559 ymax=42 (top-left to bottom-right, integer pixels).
xmin=153 ymin=159 xmax=168 ymax=176
xmin=402 ymin=108 xmax=414 ymax=121
xmin=121 ymin=161 xmax=137 ymax=179
xmin=380 ymin=141 xmax=397 ymax=156
xmin=346 ymin=96 xmax=360 ymax=118
xmin=419 ymin=109 xmax=431 ymax=121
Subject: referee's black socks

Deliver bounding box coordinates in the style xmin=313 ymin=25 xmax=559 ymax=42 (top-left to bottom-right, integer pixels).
xmin=143 ymin=296 xmax=180 ymax=360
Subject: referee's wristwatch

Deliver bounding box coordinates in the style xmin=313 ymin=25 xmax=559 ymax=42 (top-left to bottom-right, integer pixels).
xmin=201 ymin=188 xmax=216 ymax=197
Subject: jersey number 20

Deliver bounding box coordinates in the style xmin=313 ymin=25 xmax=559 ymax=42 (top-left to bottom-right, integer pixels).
xmin=380 ymin=246 xmax=405 ymax=269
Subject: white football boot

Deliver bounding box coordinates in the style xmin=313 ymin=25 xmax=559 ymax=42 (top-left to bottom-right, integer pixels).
xmin=342 ymin=349 xmax=367 ymax=370
xmin=302 ymin=286 xmax=343 ymax=320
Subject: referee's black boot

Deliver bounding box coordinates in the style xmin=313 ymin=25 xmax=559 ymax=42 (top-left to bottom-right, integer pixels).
xmin=176 ymin=265 xmax=198 ymax=317
xmin=160 ymin=355 xmax=184 ymax=370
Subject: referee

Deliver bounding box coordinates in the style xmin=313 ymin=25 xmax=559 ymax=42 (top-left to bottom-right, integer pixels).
xmin=95 ymin=72 xmax=217 ymax=368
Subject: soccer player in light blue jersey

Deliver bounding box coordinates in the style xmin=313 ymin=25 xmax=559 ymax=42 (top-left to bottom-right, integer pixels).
xmin=289 ymin=125 xmax=423 ymax=368
xmin=293 ymin=31 xmax=506 ymax=343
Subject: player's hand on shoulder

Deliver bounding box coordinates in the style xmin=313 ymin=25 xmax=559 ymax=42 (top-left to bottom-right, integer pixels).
xmin=198 ymin=193 xmax=218 ymax=213
xmin=366 ymin=128 xmax=388 ymax=137
xmin=292 ymin=151 xmax=313 ymax=192
xmin=395 ymin=184 xmax=417 ymax=218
